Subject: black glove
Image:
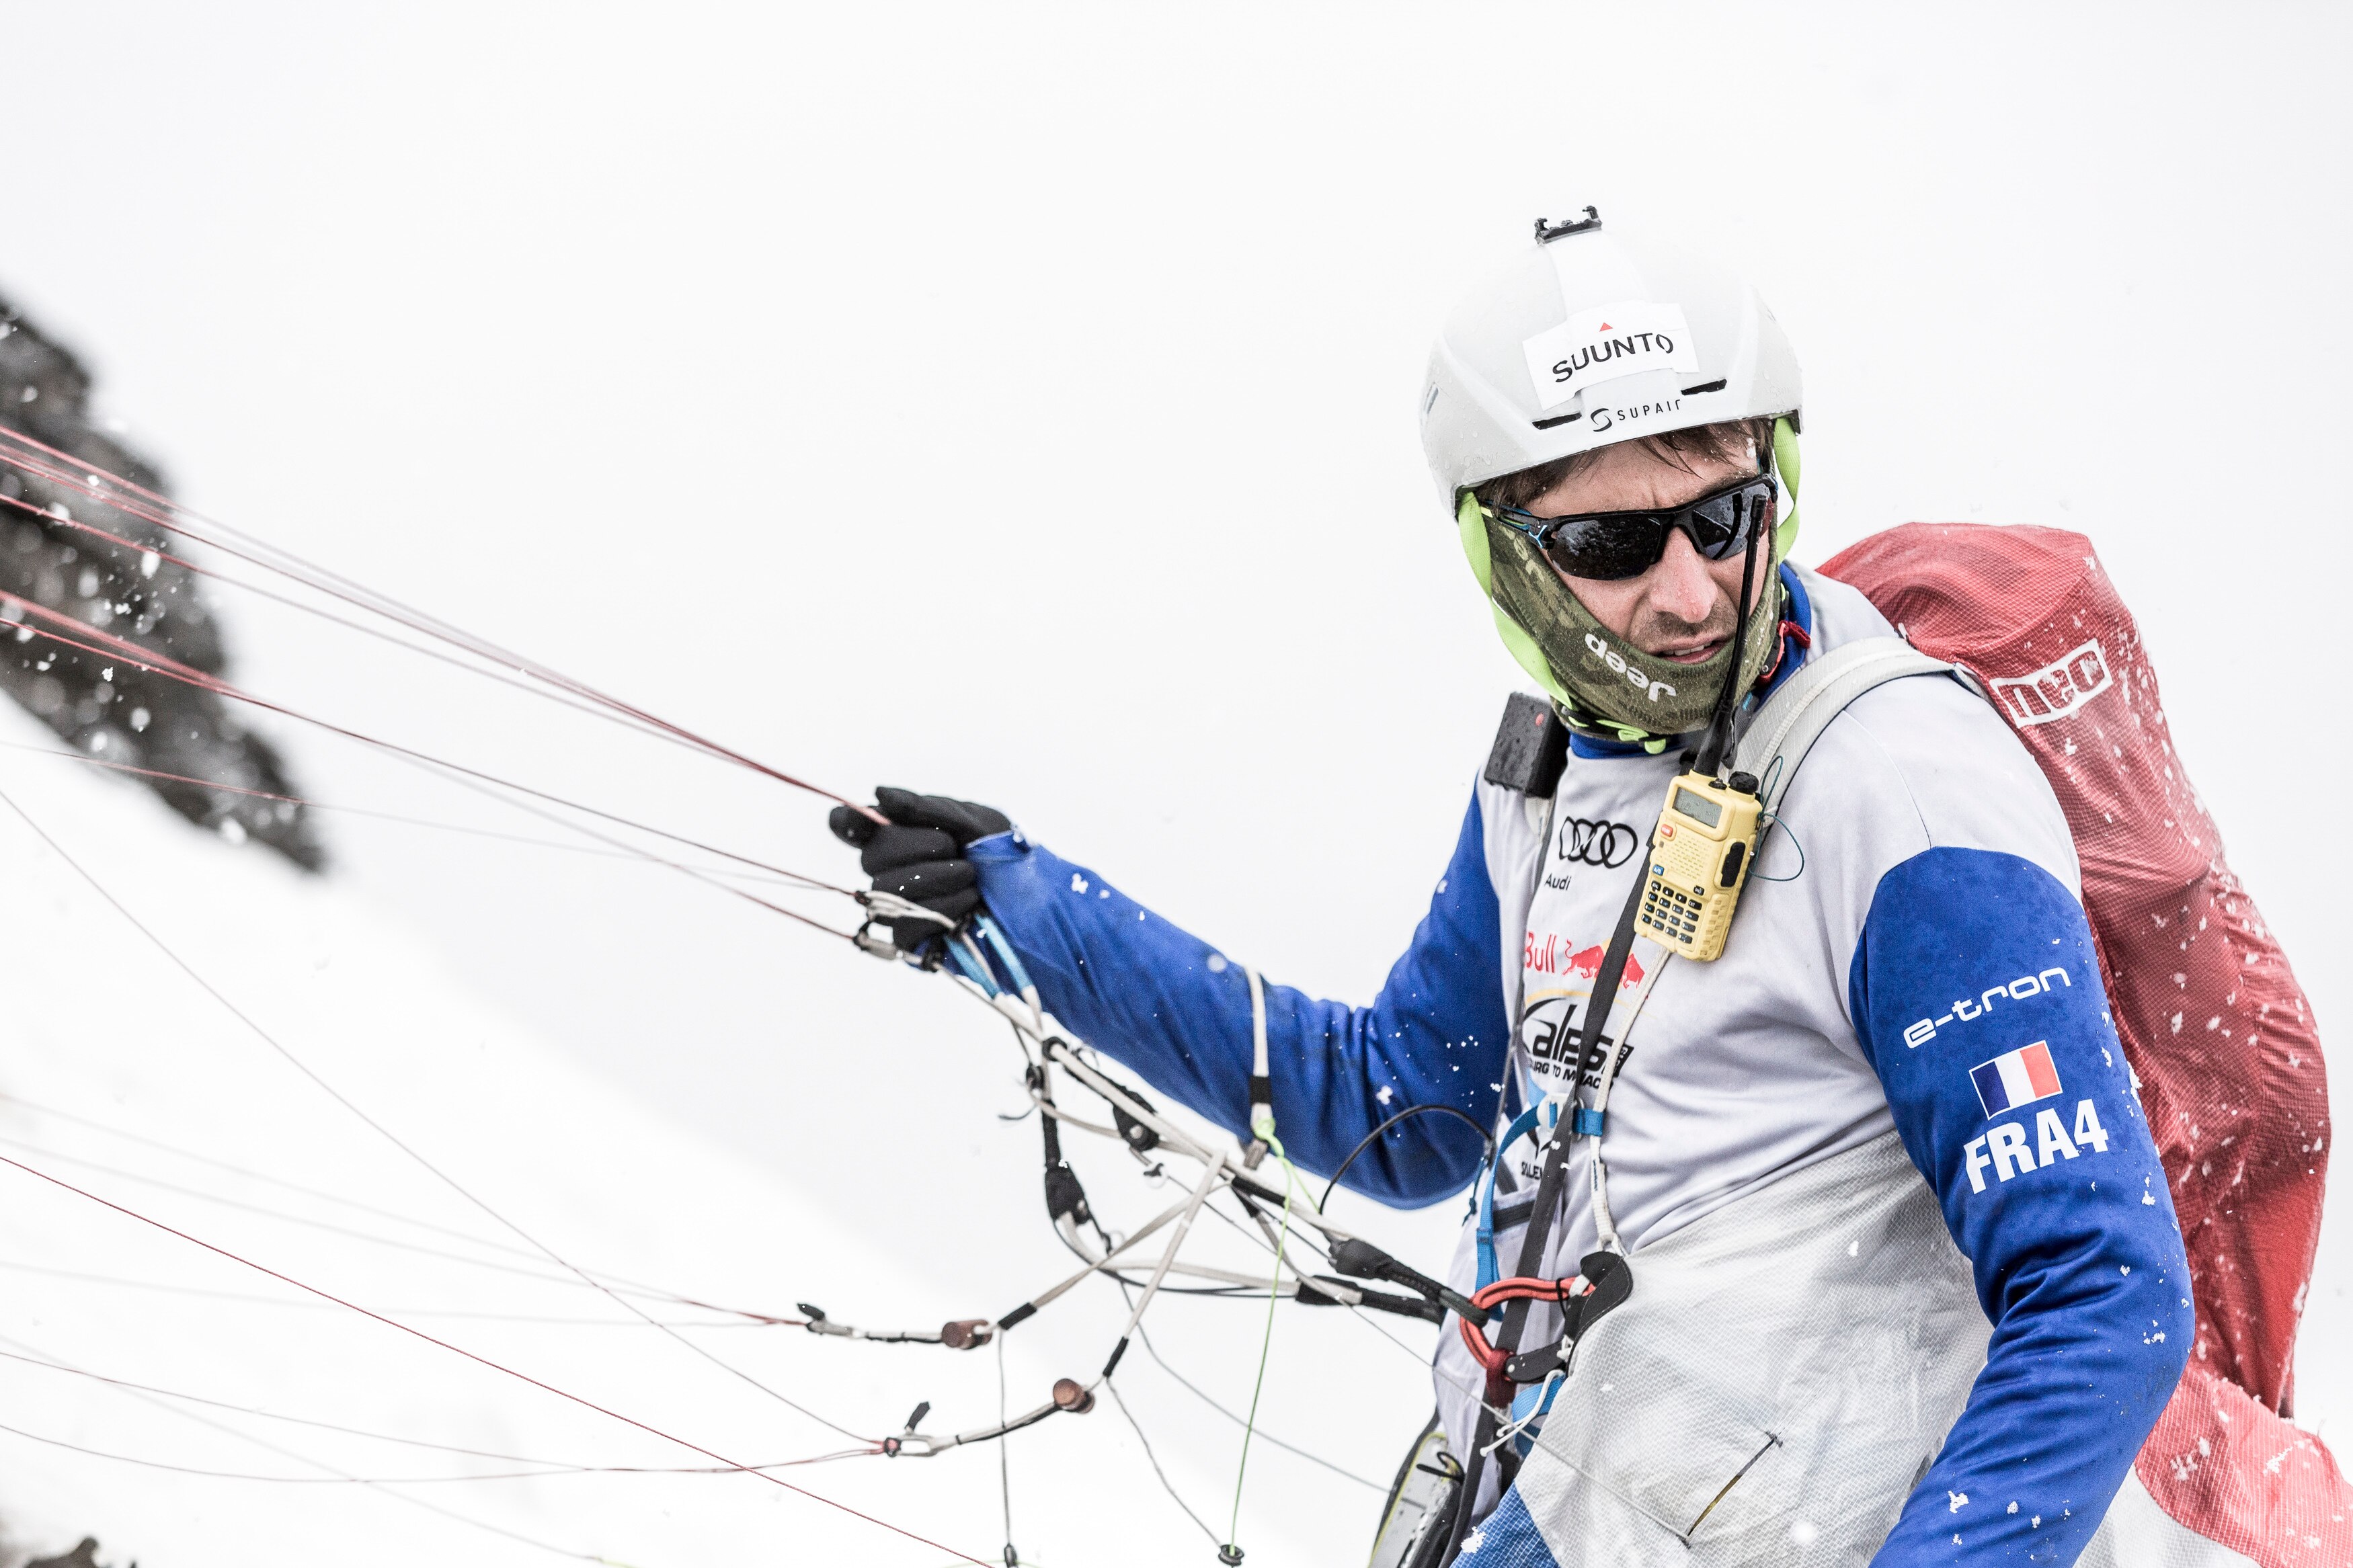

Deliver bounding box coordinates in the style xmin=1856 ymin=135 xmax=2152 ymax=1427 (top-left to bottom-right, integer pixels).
xmin=829 ymin=786 xmax=1013 ymax=956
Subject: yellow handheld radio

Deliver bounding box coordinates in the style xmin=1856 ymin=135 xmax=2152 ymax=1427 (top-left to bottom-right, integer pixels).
xmin=1634 ymin=770 xmax=1761 ymax=962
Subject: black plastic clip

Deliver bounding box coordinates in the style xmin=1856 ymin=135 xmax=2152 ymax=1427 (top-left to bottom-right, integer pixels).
xmin=1504 ymin=1251 xmax=1634 ymax=1384
xmin=1113 ymin=1089 xmax=1161 ymax=1154
xmin=1505 ymin=1342 xmax=1564 ymax=1384
xmin=1331 ymin=1236 xmax=1489 ymax=1326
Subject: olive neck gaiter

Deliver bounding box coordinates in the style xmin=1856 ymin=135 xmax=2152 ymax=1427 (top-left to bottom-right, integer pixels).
xmin=1475 ymin=504 xmax=1786 ymax=749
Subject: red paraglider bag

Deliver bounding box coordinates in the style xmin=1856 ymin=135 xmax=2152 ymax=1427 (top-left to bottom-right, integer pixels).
xmin=1823 ymin=522 xmax=2344 ymax=1565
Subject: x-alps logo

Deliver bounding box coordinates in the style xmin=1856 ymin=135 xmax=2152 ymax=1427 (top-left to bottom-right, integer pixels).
xmin=1546 ymin=817 xmax=1640 ymax=887
xmin=1989 ymin=639 xmax=2113 ymax=728
xmin=1516 ymin=993 xmax=1632 ymax=1096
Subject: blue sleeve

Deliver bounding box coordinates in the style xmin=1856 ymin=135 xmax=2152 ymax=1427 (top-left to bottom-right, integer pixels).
xmin=1849 ymin=848 xmax=2192 ymax=1565
xmin=965 ymin=790 xmax=1511 ymax=1207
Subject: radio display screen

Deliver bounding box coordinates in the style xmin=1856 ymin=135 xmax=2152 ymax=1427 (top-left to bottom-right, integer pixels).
xmin=1672 ymin=786 xmax=1723 ymax=829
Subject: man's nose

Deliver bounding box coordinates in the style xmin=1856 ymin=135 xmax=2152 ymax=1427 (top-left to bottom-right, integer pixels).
xmin=1645 ymin=528 xmax=1721 ymax=626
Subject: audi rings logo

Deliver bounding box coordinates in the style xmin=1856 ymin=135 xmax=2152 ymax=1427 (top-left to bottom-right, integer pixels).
xmin=1557 ymin=817 xmax=1640 ymax=868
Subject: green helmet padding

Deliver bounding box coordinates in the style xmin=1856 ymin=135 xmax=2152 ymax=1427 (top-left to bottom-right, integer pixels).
xmin=1456 ymin=486 xmax=1574 ymax=708
xmin=1771 ymin=415 xmax=1802 ymax=558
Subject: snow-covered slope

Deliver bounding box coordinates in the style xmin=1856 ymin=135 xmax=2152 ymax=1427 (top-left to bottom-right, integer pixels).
xmin=0 ymin=700 xmax=1425 ymax=1567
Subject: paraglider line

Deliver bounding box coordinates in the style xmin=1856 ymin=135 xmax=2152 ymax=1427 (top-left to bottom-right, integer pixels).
xmin=0 ymin=776 xmax=875 ymax=1446
xmin=0 ymin=1339 xmax=887 ymax=1476
xmin=0 ymin=430 xmax=885 ymax=822
xmin=1105 ymin=1378 xmax=1219 ymax=1544
xmin=0 ymin=485 xmax=716 ymax=760
xmin=0 ymin=735 xmax=846 ymax=889
xmin=0 ymin=1147 xmax=992 ymax=1565
xmin=0 ymin=603 xmax=861 ymax=934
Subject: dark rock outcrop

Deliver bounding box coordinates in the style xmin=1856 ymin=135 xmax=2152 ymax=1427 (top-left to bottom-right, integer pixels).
xmin=0 ymin=298 xmax=320 ymax=868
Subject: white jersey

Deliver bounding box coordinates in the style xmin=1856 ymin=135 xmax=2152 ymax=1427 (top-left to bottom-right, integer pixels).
xmin=1434 ymin=565 xmax=2082 ymax=1473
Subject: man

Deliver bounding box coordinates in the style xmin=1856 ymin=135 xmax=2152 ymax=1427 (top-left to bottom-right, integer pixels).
xmin=834 ymin=213 xmax=2192 ymax=1564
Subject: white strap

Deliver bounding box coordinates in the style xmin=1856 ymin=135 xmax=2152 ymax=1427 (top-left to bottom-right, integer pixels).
xmin=1580 ymin=643 xmax=1953 ymax=1256
xmin=1732 ymin=636 xmax=1957 ymax=819
xmin=1583 ymin=942 xmax=1669 ymax=1256
xmin=1246 ymin=965 xmax=1269 ymax=1082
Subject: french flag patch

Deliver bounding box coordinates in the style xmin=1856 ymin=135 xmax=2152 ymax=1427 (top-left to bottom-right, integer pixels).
xmin=1970 ymin=1041 xmax=2063 ymax=1117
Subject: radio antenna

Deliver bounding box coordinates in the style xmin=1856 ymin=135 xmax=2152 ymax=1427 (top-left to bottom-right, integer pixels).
xmin=1691 ymin=491 xmax=1765 ymax=780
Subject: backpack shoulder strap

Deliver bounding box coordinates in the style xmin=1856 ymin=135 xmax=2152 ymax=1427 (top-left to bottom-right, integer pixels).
xmin=1732 ymin=636 xmax=1958 ymax=817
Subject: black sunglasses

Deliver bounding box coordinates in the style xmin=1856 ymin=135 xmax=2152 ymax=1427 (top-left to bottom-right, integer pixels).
xmin=1486 ymin=472 xmax=1777 ymax=582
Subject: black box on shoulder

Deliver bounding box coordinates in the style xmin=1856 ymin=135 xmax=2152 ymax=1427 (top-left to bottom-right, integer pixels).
xmin=1483 ymin=692 xmax=1570 ymax=797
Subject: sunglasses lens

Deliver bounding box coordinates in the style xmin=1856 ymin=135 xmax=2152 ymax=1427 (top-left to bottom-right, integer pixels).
xmin=1683 ymin=493 xmax=1751 ymax=561
xmin=1538 ymin=518 xmax=1666 ymax=582
xmin=1683 ymin=481 xmax=1773 ymax=561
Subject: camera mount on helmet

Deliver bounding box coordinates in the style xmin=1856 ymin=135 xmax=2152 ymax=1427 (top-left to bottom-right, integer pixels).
xmin=1533 ymin=206 xmax=1603 ymax=243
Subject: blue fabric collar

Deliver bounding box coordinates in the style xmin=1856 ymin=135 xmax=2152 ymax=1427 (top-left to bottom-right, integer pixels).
xmin=1566 ymin=563 xmax=1814 ymax=761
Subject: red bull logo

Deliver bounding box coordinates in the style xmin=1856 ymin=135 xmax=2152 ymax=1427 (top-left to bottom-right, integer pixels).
xmin=1524 ymin=932 xmax=1646 ymax=989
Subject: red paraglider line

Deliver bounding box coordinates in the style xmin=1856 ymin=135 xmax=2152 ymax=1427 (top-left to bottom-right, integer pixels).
xmin=0 ymin=428 xmax=887 ymax=824
xmin=0 ymin=486 xmax=726 ymax=758
xmin=0 ymin=1148 xmax=992 ymax=1567
xmin=0 ymin=1334 xmax=882 ymax=1471
xmin=0 ymin=772 xmax=877 ymax=1451
xmin=0 ymin=1327 xmax=843 ymax=1565
xmin=0 ymin=593 xmax=861 ymax=934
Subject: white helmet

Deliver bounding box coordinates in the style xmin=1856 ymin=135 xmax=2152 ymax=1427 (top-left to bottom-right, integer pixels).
xmin=1422 ymin=210 xmax=1808 ymax=747
xmin=1419 ymin=208 xmax=1802 ymax=515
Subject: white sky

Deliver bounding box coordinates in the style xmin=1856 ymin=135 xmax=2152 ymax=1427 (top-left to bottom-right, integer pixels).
xmin=0 ymin=1 xmax=2348 ymax=1561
